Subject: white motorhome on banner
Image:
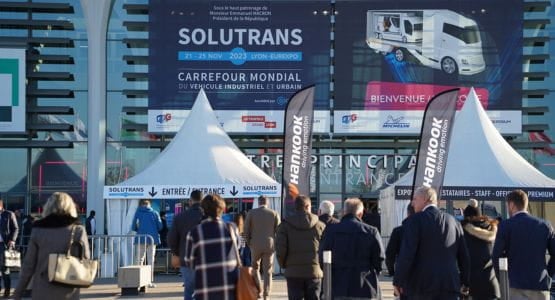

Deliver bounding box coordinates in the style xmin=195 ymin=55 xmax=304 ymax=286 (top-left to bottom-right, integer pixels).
xmin=372 ymin=11 xmax=423 ymax=43
xmin=366 ymin=9 xmax=485 ymax=76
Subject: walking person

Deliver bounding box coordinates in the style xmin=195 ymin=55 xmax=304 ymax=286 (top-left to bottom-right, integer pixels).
xmin=318 ymin=200 xmax=339 ymax=225
xmin=0 ymin=199 xmax=18 ymax=298
xmin=85 ymin=210 xmax=96 ymax=236
xmin=276 ymin=195 xmax=326 ymax=300
xmin=492 ymin=189 xmax=555 ymax=300
xmin=362 ymin=203 xmax=381 ymax=233
xmin=244 ymin=195 xmax=280 ymax=299
xmin=319 ymin=198 xmax=385 ymax=299
xmin=234 ymin=212 xmax=251 ymax=266
xmin=13 ymin=192 xmax=90 ymax=300
xmin=131 ymin=199 xmax=163 ymax=283
xmin=461 ymin=199 xmax=500 ymax=300
xmin=159 ymin=211 xmax=168 ymax=248
xmin=184 ymin=194 xmax=240 ymax=300
xmin=385 ymin=204 xmax=414 ymax=278
xmin=168 ymin=190 xmax=204 ymax=300
xmin=393 ymin=186 xmax=470 ymax=300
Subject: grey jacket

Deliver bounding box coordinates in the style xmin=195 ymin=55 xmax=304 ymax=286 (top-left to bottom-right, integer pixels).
xmin=14 ymin=215 xmax=90 ymax=300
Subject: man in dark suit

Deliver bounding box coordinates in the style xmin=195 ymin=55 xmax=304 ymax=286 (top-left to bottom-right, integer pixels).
xmin=393 ymin=186 xmax=470 ymax=300
xmin=492 ymin=189 xmax=555 ymax=299
xmin=385 ymin=203 xmax=414 ymax=277
xmin=0 ymin=199 xmax=18 ymax=298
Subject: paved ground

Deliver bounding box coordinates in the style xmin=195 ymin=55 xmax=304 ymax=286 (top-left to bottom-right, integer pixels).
xmin=12 ymin=273 xmax=396 ymax=299
xmin=81 ymin=274 xmax=395 ymax=299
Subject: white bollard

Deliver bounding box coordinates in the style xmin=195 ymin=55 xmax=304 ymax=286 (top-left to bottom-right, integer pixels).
xmin=323 ymin=251 xmax=332 ymax=300
xmin=499 ymin=257 xmax=509 ymax=300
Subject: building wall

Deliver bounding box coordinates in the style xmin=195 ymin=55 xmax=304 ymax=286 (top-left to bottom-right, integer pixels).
xmin=0 ymin=0 xmax=554 ymax=224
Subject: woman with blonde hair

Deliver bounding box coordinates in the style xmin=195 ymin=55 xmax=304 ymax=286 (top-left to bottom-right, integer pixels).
xmin=14 ymin=192 xmax=90 ymax=300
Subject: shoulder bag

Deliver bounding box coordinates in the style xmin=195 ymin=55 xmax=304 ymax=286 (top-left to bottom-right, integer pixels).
xmin=48 ymin=225 xmax=98 ymax=287
xmin=228 ymin=223 xmax=259 ymax=300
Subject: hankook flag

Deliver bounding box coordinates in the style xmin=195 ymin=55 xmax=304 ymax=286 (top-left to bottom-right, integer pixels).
xmin=412 ymin=88 xmax=459 ymax=199
xmin=282 ymin=85 xmax=315 ymax=217
xmin=529 ymin=132 xmax=555 ymax=156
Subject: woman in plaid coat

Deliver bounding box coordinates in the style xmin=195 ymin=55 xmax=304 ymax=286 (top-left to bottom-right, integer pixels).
xmin=185 ymin=194 xmax=240 ymax=300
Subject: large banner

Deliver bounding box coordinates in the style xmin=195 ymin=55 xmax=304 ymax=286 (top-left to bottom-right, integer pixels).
xmin=148 ymin=0 xmax=330 ymax=134
xmin=334 ymin=0 xmax=523 ymax=135
xmin=412 ymin=89 xmax=458 ymax=197
xmin=0 ymin=48 xmax=25 ymax=133
xmin=282 ymin=86 xmax=315 ymax=217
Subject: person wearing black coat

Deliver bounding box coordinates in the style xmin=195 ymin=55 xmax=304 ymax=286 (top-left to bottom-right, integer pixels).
xmin=320 ymin=198 xmax=385 ymax=299
xmin=393 ymin=186 xmax=470 ymax=300
xmin=318 ymin=200 xmax=339 ymax=225
xmin=461 ymin=199 xmax=500 ymax=300
xmin=385 ymin=204 xmax=414 ymax=277
xmin=167 ymin=190 xmax=204 ymax=300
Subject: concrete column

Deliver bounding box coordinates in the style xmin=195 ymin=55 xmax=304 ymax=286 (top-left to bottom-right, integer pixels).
xmin=81 ymin=0 xmax=114 ymax=234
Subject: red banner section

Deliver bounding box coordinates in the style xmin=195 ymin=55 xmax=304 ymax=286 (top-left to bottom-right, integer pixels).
xmin=365 ymin=81 xmax=489 ymax=110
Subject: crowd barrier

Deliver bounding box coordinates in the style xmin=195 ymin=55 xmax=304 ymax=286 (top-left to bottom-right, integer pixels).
xmin=155 ymin=247 xmax=180 ymax=274
xmin=89 ymin=234 xmax=155 ymax=281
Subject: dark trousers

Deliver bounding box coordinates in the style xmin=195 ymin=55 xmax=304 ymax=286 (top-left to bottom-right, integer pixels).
xmin=286 ymin=277 xmax=321 ymax=300
xmin=0 ymin=266 xmax=9 ymax=295
xmin=0 ymin=244 xmax=10 ymax=295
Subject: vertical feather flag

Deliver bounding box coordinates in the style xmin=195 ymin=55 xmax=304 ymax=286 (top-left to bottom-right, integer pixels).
xmin=281 ymin=86 xmax=315 ymax=217
xmin=411 ymin=88 xmax=459 ymax=199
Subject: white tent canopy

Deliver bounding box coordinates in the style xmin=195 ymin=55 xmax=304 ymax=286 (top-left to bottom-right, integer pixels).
xmin=104 ymin=89 xmax=281 ymax=235
xmin=104 ymin=89 xmax=280 ymax=199
xmin=380 ymin=88 xmax=555 ymax=236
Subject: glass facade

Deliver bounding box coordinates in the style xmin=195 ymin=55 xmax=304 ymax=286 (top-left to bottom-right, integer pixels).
xmin=0 ymin=0 xmax=554 ymax=227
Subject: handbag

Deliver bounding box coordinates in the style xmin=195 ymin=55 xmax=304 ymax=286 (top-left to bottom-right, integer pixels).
xmin=228 ymin=224 xmax=259 ymax=300
xmin=4 ymin=246 xmax=21 ymax=268
xmin=47 ymin=225 xmax=98 ymax=287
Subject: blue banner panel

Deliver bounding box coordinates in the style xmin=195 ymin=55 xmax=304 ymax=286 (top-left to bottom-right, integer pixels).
xmin=148 ymin=1 xmax=330 ymax=133
xmin=333 ymin=0 xmax=523 ymax=135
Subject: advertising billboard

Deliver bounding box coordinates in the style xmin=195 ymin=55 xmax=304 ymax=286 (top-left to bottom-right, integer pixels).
xmin=0 ymin=48 xmax=26 ymax=133
xmin=334 ymin=0 xmax=523 ymax=135
xmin=148 ymin=0 xmax=330 ymax=134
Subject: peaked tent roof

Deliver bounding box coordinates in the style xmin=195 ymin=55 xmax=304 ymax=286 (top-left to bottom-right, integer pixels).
xmin=393 ymin=88 xmax=555 ymax=190
xmin=379 ymin=88 xmax=555 ymax=236
xmin=106 ymin=89 xmax=280 ymax=199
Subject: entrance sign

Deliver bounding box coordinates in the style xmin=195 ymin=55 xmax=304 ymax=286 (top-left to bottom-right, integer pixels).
xmin=104 ymin=184 xmax=281 ymax=199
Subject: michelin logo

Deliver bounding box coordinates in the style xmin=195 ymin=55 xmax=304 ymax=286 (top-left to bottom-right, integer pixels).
xmin=383 ymin=115 xmax=410 ymax=128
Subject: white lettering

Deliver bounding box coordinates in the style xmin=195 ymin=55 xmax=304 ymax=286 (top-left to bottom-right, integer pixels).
xmin=178 ymin=28 xmax=303 ymax=46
